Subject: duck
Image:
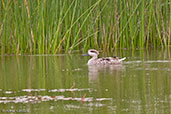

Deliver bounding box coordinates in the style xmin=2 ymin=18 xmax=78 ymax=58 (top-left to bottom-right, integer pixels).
xmin=83 ymin=49 xmax=126 ymax=65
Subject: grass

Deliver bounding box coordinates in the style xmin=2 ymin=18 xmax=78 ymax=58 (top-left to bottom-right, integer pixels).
xmin=0 ymin=0 xmax=170 ymax=54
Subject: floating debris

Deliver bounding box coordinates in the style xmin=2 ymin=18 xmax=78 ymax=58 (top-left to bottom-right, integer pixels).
xmin=48 ymin=88 xmax=92 ymax=93
xmin=0 ymin=95 xmax=112 ymax=104
xmin=4 ymin=91 xmax=13 ymax=94
xmin=81 ymin=93 xmax=86 ymax=103
xmin=22 ymin=89 xmax=46 ymax=92
xmin=70 ymin=82 xmax=75 ymax=89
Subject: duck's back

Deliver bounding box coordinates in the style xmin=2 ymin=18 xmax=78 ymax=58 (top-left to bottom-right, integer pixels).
xmin=96 ymin=56 xmax=124 ymax=65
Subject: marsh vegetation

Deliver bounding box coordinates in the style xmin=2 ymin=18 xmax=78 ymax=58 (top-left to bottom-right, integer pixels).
xmin=0 ymin=0 xmax=170 ymax=54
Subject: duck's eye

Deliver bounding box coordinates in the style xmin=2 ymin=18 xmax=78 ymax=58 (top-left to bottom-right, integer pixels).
xmin=90 ymin=50 xmax=97 ymax=54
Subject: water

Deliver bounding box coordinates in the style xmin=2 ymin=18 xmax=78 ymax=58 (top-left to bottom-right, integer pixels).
xmin=0 ymin=49 xmax=171 ymax=114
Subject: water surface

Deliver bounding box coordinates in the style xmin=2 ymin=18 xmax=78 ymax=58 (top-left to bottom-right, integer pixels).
xmin=0 ymin=49 xmax=171 ymax=113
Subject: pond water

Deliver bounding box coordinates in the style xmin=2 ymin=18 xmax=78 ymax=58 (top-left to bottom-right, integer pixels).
xmin=0 ymin=49 xmax=171 ymax=114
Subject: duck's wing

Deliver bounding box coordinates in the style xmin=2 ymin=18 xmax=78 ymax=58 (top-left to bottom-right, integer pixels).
xmin=110 ymin=56 xmax=126 ymax=62
xmin=97 ymin=56 xmax=126 ymax=64
xmin=97 ymin=57 xmax=113 ymax=64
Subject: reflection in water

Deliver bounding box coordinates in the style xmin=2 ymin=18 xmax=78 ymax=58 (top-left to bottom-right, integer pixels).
xmin=88 ymin=64 xmax=125 ymax=83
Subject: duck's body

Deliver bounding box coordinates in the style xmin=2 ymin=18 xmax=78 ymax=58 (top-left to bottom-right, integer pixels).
xmin=84 ymin=49 xmax=126 ymax=65
xmin=88 ymin=56 xmax=126 ymax=65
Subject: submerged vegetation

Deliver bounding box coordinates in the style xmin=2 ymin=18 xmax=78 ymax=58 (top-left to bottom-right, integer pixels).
xmin=0 ymin=0 xmax=170 ymax=54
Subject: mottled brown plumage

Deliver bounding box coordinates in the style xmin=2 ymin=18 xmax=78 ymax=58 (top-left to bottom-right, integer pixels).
xmin=84 ymin=49 xmax=126 ymax=65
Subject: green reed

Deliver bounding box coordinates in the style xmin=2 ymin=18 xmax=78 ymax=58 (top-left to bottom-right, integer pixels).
xmin=0 ymin=0 xmax=170 ymax=54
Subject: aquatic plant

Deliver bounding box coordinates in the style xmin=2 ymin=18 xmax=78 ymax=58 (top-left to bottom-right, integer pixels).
xmin=0 ymin=0 xmax=170 ymax=54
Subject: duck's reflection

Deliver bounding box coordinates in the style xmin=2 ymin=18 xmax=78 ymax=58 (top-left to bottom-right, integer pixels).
xmin=88 ymin=64 xmax=125 ymax=84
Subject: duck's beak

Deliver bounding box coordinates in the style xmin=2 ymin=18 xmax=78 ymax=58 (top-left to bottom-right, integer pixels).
xmin=82 ymin=53 xmax=89 ymax=56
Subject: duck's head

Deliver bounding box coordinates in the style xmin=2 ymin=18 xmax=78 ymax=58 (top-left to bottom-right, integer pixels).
xmin=88 ymin=49 xmax=99 ymax=57
xmin=83 ymin=49 xmax=99 ymax=58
